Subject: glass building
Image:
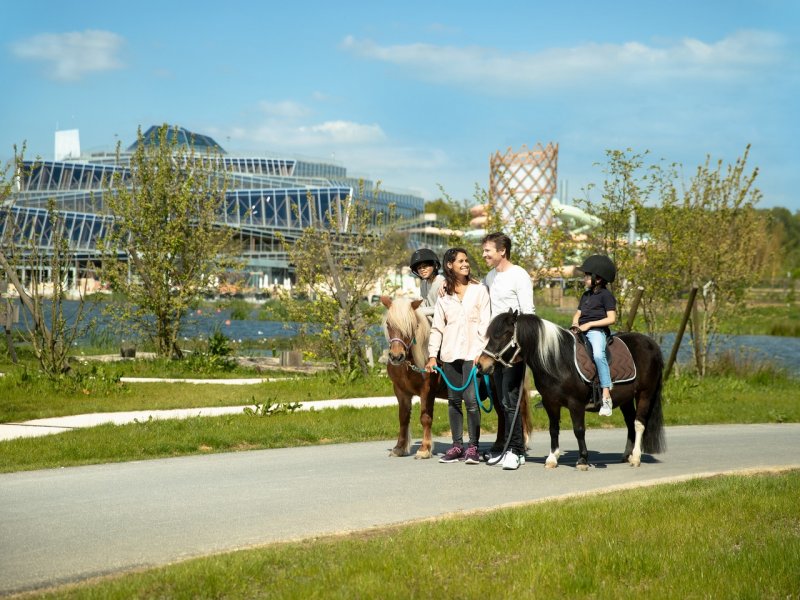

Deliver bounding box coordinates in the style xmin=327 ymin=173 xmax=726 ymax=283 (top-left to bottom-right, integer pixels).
xmin=3 ymin=126 xmax=427 ymax=289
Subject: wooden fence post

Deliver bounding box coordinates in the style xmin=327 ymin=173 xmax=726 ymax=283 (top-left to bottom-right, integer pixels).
xmin=623 ymin=286 xmax=644 ymax=332
xmin=663 ymin=287 xmax=698 ymax=382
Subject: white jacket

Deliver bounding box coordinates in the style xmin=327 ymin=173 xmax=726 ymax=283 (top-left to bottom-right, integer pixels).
xmin=428 ymin=282 xmax=491 ymax=362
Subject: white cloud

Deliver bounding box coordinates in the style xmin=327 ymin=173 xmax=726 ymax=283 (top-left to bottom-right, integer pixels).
xmin=10 ymin=30 xmax=125 ymax=82
xmin=214 ymin=101 xmax=446 ymax=198
xmin=258 ymin=100 xmax=311 ymax=119
xmin=341 ymin=30 xmax=786 ymax=91
xmin=300 ymin=120 xmax=386 ymax=144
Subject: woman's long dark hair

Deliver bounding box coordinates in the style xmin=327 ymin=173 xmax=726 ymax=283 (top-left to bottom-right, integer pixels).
xmin=442 ymin=247 xmax=479 ymax=295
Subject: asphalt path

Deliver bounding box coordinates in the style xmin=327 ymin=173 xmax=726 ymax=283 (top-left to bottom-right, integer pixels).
xmin=1 ymin=423 xmax=799 ymax=596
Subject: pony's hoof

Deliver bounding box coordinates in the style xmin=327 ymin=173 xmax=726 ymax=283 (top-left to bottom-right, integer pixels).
xmin=414 ymin=450 xmax=432 ymax=460
xmin=576 ymin=462 xmax=589 ymax=472
xmin=389 ymin=447 xmax=408 ymax=457
xmin=628 ymin=457 xmax=641 ymax=467
xmin=545 ymin=461 xmax=558 ymax=469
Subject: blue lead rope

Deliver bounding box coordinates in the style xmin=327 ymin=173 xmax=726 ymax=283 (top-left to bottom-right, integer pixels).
xmin=433 ymin=365 xmax=494 ymax=414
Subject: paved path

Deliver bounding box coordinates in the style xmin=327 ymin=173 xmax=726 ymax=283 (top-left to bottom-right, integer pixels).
xmin=1 ymin=423 xmax=799 ymax=596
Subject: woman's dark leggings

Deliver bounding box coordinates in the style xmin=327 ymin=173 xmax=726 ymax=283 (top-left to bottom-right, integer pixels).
xmin=442 ymin=359 xmax=480 ymax=447
xmin=493 ymin=361 xmax=526 ymax=454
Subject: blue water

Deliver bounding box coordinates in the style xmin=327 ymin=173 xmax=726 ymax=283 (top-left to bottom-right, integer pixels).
xmin=8 ymin=301 xmax=800 ymax=375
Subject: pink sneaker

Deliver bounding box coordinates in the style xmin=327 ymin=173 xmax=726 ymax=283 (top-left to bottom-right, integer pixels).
xmin=463 ymin=446 xmax=480 ymax=464
xmin=439 ymin=445 xmax=464 ymax=463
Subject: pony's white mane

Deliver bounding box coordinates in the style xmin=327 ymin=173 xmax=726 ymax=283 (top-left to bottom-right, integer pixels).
xmin=383 ymin=298 xmax=430 ymax=368
xmin=534 ymin=317 xmax=567 ymax=378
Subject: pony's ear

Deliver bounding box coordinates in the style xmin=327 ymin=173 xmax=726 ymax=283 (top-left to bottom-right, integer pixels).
xmin=380 ymin=295 xmax=392 ymax=309
xmin=411 ymin=299 xmax=423 ymax=311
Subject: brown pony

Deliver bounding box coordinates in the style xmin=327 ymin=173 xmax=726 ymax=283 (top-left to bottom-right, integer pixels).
xmin=381 ymin=296 xmax=531 ymax=459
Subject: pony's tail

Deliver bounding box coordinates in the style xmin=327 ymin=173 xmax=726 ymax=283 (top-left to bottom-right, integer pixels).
xmin=642 ymin=367 xmax=666 ymax=454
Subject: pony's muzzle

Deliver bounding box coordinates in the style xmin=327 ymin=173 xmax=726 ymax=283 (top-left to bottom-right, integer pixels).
xmin=387 ymin=351 xmax=406 ymax=365
xmin=476 ymin=354 xmax=496 ymax=375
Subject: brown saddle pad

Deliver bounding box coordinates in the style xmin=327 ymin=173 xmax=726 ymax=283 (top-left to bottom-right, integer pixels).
xmin=572 ymin=334 xmax=636 ymax=385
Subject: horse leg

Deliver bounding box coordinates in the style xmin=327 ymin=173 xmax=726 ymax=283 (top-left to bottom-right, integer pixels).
xmin=620 ymin=400 xmax=637 ymax=463
xmin=567 ymin=404 xmax=590 ymax=471
xmin=627 ymin=388 xmax=653 ymax=467
xmin=628 ymin=419 xmax=646 ymax=467
xmin=415 ymin=386 xmax=435 ymax=460
xmin=391 ymin=388 xmax=413 ymax=457
xmin=544 ymin=402 xmax=561 ymax=468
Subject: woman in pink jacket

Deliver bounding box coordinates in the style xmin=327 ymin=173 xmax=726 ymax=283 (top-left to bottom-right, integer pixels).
xmin=425 ymin=248 xmax=491 ymax=465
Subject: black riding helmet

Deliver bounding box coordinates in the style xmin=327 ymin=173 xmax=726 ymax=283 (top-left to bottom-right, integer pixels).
xmin=409 ymin=248 xmax=441 ymax=276
xmin=577 ymin=254 xmax=616 ymax=284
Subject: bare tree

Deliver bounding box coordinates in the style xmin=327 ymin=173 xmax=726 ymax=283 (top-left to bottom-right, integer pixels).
xmin=0 ymin=151 xmax=94 ymax=375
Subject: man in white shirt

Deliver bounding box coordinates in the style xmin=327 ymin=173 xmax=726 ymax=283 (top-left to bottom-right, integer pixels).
xmin=481 ymin=232 xmax=535 ymax=470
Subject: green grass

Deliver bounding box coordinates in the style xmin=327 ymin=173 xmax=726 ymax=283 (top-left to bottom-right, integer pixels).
xmin=0 ymin=366 xmax=394 ymax=423
xmin=35 ymin=470 xmax=800 ymax=599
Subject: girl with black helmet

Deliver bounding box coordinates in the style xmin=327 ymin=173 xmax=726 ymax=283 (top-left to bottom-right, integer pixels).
xmin=409 ymin=248 xmax=444 ymax=320
xmin=572 ymin=255 xmax=618 ymax=417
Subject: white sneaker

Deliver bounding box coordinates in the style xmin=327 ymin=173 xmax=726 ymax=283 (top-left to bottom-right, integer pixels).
xmin=486 ymin=452 xmax=504 ymax=466
xmin=502 ymin=451 xmax=521 ymax=470
xmin=599 ymin=398 xmax=613 ymax=417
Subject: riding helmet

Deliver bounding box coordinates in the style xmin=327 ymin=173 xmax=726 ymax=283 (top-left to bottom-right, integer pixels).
xmin=577 ymin=254 xmax=616 ymax=283
xmin=409 ymin=248 xmax=441 ymax=275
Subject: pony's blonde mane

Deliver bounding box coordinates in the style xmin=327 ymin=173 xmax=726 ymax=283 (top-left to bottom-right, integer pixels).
xmin=383 ymin=297 xmax=431 ymax=368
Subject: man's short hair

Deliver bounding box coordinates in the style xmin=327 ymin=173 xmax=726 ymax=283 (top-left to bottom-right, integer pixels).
xmin=481 ymin=232 xmax=512 ymax=261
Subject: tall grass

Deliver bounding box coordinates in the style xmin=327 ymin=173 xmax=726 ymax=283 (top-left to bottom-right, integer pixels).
xmin=34 ymin=471 xmax=800 ymax=599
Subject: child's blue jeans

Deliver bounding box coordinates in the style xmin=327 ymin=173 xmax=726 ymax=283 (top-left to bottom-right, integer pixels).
xmin=586 ymin=329 xmax=612 ymax=390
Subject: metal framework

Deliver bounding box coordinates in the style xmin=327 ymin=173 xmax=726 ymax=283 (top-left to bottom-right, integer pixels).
xmin=5 ymin=126 xmax=427 ymax=287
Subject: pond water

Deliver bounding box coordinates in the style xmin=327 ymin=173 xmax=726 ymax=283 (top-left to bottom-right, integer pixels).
xmin=8 ymin=301 xmax=800 ymax=375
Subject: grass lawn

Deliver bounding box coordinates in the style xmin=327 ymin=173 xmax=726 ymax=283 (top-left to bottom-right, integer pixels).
xmin=33 ymin=470 xmax=800 ymax=599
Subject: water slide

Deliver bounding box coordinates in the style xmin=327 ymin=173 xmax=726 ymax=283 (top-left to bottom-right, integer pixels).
xmin=467 ymin=197 xmax=601 ymax=237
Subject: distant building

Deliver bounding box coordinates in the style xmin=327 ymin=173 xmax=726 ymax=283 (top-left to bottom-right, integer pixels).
xmin=3 ymin=126 xmax=428 ymax=290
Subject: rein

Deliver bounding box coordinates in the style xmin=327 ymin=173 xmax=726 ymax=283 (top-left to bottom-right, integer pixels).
xmin=434 ymin=365 xmax=494 ymax=413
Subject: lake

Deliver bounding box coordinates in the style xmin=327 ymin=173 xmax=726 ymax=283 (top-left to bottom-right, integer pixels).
xmin=8 ymin=300 xmax=800 ymax=376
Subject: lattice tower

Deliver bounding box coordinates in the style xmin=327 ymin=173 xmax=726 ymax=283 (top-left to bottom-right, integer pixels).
xmin=489 ymin=143 xmax=558 ymax=229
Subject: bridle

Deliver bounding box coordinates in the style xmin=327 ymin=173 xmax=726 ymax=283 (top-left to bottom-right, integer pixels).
xmin=387 ymin=336 xmax=415 ymax=354
xmin=481 ymin=321 xmax=521 ymax=368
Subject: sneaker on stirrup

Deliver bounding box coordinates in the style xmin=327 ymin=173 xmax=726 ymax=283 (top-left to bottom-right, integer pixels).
xmin=463 ymin=445 xmax=480 ymax=465
xmin=439 ymin=445 xmax=464 ymax=463
xmin=599 ymin=397 xmax=613 ymax=417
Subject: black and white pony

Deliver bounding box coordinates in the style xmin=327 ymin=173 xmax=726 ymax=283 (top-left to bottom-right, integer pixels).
xmin=477 ymin=311 xmax=666 ymax=470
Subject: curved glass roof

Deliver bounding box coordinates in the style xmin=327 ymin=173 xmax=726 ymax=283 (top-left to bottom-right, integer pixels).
xmin=126 ymin=125 xmax=226 ymax=154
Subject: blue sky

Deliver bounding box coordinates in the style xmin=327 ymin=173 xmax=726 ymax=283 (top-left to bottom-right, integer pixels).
xmin=2 ymin=0 xmax=798 ymax=210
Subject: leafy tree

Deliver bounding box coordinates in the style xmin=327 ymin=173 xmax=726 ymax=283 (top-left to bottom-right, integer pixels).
xmin=279 ymin=186 xmax=399 ymax=378
xmin=424 ymin=195 xmax=472 ymax=230
xmin=766 ymin=207 xmax=800 ymax=278
xmin=100 ymin=124 xmax=238 ymax=358
xmin=677 ymin=146 xmax=771 ymax=375
xmin=578 ymin=149 xmax=665 ymax=324
xmin=0 ymin=151 xmax=95 ymax=375
xmin=582 ymin=146 xmax=774 ymax=377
